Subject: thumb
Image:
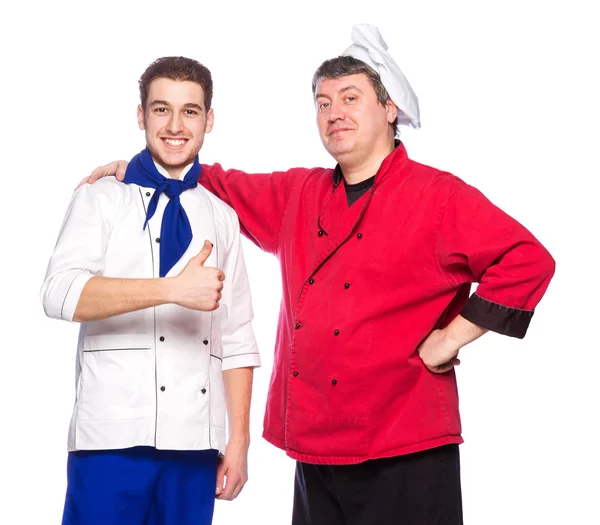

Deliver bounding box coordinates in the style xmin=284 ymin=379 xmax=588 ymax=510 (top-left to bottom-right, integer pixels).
xmin=194 ymin=240 xmax=213 ymax=266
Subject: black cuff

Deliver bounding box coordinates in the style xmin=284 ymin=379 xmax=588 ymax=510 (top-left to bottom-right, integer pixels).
xmin=460 ymin=294 xmax=533 ymax=339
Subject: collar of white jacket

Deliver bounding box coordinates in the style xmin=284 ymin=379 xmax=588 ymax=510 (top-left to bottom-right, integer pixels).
xmin=342 ymin=24 xmax=421 ymax=136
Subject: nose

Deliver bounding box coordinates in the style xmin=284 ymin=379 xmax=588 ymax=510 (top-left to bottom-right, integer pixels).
xmin=328 ymin=100 xmax=346 ymax=122
xmin=167 ymin=112 xmax=184 ymax=134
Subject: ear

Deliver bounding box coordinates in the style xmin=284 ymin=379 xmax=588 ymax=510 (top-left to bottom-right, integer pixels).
xmin=205 ymin=108 xmax=214 ymax=134
xmin=137 ymin=105 xmax=145 ymax=130
xmin=385 ymin=99 xmax=399 ymax=125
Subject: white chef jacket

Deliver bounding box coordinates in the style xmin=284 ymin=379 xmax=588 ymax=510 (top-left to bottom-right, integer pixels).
xmin=40 ymin=166 xmax=260 ymax=454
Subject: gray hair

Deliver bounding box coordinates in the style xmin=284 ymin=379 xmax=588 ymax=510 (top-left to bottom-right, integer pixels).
xmin=312 ymin=56 xmax=398 ymax=135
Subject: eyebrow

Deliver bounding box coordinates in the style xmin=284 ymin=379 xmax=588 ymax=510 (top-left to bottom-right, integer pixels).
xmin=149 ymin=100 xmax=204 ymax=112
xmin=315 ymin=85 xmax=364 ymax=99
xmin=183 ymin=103 xmax=204 ymax=112
xmin=340 ymin=85 xmax=364 ymax=94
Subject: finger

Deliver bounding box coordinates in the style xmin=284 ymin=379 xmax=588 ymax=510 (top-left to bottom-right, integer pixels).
xmin=115 ymin=161 xmax=128 ymax=181
xmin=74 ymin=176 xmax=90 ymax=190
xmin=216 ymin=270 xmax=225 ymax=282
xmin=195 ymin=240 xmax=213 ymax=266
xmin=219 ymin=475 xmax=239 ymax=500
xmin=215 ymin=462 xmax=226 ymax=497
xmin=89 ymin=163 xmax=115 ymax=183
xmin=434 ymin=358 xmax=460 ymax=373
xmin=205 ymin=297 xmax=220 ymax=313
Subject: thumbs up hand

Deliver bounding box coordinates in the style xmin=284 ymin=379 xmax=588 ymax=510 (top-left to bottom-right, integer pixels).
xmin=170 ymin=240 xmax=225 ymax=311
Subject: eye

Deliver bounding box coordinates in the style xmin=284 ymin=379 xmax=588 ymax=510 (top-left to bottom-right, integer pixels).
xmin=154 ymin=107 xmax=168 ymax=114
xmin=345 ymin=96 xmax=357 ymax=103
xmin=317 ymin=102 xmax=330 ymax=112
xmin=184 ymin=109 xmax=199 ymax=115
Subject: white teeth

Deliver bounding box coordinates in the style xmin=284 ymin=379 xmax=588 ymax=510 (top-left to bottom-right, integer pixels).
xmin=165 ymin=139 xmax=185 ymax=146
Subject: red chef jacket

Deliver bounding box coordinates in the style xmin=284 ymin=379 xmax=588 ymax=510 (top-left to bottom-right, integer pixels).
xmin=200 ymin=143 xmax=555 ymax=465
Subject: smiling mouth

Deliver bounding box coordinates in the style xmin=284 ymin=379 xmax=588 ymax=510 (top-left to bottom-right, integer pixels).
xmin=329 ymin=129 xmax=352 ymax=136
xmin=162 ymin=138 xmax=188 ymax=148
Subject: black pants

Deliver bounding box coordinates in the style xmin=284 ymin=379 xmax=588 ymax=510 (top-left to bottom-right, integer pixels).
xmin=292 ymin=444 xmax=463 ymax=525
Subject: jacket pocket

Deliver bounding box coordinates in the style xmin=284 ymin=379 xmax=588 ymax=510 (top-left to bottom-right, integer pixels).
xmin=78 ymin=334 xmax=154 ymax=420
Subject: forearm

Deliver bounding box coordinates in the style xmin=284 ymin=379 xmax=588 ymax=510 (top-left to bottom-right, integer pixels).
xmin=444 ymin=314 xmax=488 ymax=348
xmin=73 ymin=275 xmax=173 ymax=322
xmin=222 ymin=367 xmax=253 ymax=442
xmin=419 ymin=314 xmax=489 ymax=373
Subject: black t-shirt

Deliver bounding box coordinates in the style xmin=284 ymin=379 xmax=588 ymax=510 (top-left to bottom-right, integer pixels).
xmin=344 ymin=175 xmax=375 ymax=206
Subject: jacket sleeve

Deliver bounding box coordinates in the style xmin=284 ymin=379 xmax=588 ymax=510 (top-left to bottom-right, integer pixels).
xmin=40 ymin=181 xmax=121 ymax=322
xmin=219 ymin=210 xmax=261 ymax=371
xmin=200 ymin=163 xmax=299 ymax=255
xmin=436 ymin=180 xmax=555 ymax=338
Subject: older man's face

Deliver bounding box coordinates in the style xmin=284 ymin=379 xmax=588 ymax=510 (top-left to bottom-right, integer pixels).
xmin=314 ymin=73 xmax=397 ymax=163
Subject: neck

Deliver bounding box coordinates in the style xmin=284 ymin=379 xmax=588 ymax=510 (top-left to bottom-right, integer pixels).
xmin=165 ymin=167 xmax=183 ymax=179
xmin=152 ymin=157 xmax=187 ymax=180
xmin=338 ymin=139 xmax=395 ymax=185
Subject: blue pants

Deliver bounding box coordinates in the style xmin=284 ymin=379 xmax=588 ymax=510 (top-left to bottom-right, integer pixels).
xmin=62 ymin=447 xmax=219 ymax=525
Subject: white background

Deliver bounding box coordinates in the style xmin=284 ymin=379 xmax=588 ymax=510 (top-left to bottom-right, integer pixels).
xmin=1 ymin=1 xmax=598 ymax=523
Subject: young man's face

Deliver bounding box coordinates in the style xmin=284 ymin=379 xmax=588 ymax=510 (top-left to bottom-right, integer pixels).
xmin=137 ymin=78 xmax=214 ymax=178
xmin=314 ymin=73 xmax=397 ymax=163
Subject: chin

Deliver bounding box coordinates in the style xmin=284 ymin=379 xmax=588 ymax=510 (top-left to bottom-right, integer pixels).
xmin=327 ymin=142 xmax=355 ymax=159
xmin=159 ymin=150 xmax=191 ymax=166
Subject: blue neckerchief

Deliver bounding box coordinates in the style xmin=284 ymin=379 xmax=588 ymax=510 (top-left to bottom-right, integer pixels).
xmin=123 ymin=148 xmax=201 ymax=277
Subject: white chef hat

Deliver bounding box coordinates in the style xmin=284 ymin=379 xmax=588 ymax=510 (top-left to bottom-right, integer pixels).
xmin=342 ymin=24 xmax=421 ymax=134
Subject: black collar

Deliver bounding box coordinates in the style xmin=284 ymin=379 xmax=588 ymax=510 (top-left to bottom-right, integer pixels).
xmin=332 ymin=140 xmax=402 ymax=187
xmin=332 ymin=164 xmax=344 ymax=187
